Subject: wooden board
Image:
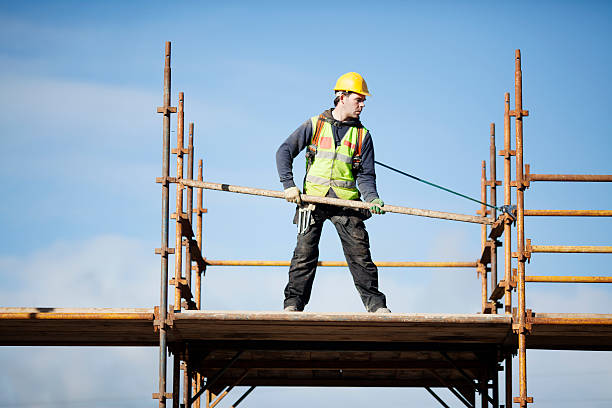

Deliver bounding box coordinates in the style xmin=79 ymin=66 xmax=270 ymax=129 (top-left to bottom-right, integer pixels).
xmin=169 ymin=311 xmax=512 ymax=344
xmin=1 ymin=308 xmax=610 ymax=351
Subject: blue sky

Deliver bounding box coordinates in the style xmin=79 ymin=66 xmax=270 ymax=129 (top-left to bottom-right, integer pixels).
xmin=1 ymin=1 xmax=611 ymax=407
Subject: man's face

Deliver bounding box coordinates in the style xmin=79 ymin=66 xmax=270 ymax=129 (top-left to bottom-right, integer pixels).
xmin=343 ymin=92 xmax=366 ymax=119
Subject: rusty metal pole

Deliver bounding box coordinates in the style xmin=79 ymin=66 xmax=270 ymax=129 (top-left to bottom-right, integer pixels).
xmin=173 ymin=350 xmax=181 ymax=408
xmin=492 ymin=359 xmax=499 ymax=408
xmin=479 ymin=374 xmax=488 ymax=408
xmin=184 ymin=123 xmax=195 ymax=294
xmin=501 ymin=101 xmax=514 ymax=406
xmin=502 ymin=93 xmax=513 ymax=315
xmin=193 ymin=159 xmax=204 ymax=407
xmin=193 ymin=373 xmax=202 ymax=408
xmin=174 ymin=92 xmax=185 ymax=312
xmin=155 ymin=40 xmax=176 ymax=408
xmin=525 ymin=209 xmax=612 ymax=216
xmin=206 ymin=391 xmax=217 ymax=408
xmin=183 ymin=356 xmax=192 ymax=407
xmin=505 ymin=351 xmax=512 ymax=408
xmin=195 ymin=159 xmax=204 ymax=309
xmin=489 ymin=123 xmax=498 ymax=308
xmin=180 ymin=179 xmax=493 ymax=225
xmin=527 ymin=173 xmax=612 ymax=182
xmin=512 ymin=49 xmax=532 ymax=408
xmin=480 ymin=161 xmax=488 ymax=313
xmin=204 ymin=260 xmax=477 ymax=267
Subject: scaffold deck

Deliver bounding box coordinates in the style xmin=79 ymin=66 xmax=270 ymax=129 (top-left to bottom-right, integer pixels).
xmin=1 ymin=308 xmax=610 ymax=350
xmin=1 ymin=308 xmax=610 ymax=399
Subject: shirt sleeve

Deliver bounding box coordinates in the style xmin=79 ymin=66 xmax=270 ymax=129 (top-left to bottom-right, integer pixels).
xmin=276 ymin=119 xmax=313 ymax=190
xmin=355 ymin=130 xmax=380 ymax=202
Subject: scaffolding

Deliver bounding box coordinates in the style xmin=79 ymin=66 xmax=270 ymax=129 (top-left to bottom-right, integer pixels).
xmin=1 ymin=43 xmax=611 ymax=407
xmin=147 ymin=43 xmax=612 ymax=407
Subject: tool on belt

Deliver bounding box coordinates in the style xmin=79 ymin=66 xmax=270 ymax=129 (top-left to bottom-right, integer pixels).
xmin=297 ymin=204 xmax=316 ymax=234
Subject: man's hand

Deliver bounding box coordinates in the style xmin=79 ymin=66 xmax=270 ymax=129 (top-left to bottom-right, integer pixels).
xmin=284 ymin=186 xmax=302 ymax=205
xmin=369 ymin=198 xmax=385 ymax=215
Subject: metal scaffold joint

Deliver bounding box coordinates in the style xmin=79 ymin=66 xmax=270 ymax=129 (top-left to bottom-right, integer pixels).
xmin=152 ymin=392 xmax=173 ymax=401
xmin=156 ymin=106 xmax=177 ymax=115
xmin=153 ymin=306 xmax=174 ymax=331
xmin=513 ymin=396 xmax=534 ymax=404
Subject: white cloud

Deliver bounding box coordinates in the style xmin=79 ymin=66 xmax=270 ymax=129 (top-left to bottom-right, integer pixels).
xmin=0 ymin=235 xmax=158 ymax=308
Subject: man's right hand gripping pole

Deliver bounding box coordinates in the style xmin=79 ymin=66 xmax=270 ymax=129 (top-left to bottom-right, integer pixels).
xmin=284 ymin=186 xmax=302 ymax=205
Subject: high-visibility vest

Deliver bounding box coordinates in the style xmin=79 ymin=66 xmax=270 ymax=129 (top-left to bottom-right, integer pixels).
xmin=304 ymin=115 xmax=365 ymax=200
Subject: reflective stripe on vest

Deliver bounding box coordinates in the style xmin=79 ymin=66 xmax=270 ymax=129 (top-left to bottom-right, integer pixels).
xmin=304 ymin=115 xmax=366 ymax=200
xmin=305 ymin=174 xmax=356 ymax=189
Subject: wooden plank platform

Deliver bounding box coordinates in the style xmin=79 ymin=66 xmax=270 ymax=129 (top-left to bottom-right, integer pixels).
xmin=168 ymin=311 xmax=513 ymax=344
xmin=1 ymin=308 xmax=610 ymax=392
xmin=168 ymin=311 xmax=512 ymax=393
xmin=528 ymin=313 xmax=612 ymax=350
xmin=0 ymin=308 xmax=157 ymax=346
xmin=1 ymin=308 xmax=610 ymax=350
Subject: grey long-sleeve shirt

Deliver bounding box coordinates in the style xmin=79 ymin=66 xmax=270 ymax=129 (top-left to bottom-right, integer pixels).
xmin=275 ymin=109 xmax=380 ymax=202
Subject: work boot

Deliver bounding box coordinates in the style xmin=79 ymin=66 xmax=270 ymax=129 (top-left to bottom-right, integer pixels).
xmin=374 ymin=307 xmax=391 ymax=313
xmin=284 ymin=305 xmax=301 ymax=312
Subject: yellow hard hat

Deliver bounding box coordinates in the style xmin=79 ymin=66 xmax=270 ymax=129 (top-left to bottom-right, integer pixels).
xmin=334 ymin=72 xmax=371 ymax=96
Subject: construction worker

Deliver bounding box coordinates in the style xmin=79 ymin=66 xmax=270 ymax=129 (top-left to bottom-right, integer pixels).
xmin=276 ymin=72 xmax=391 ymax=313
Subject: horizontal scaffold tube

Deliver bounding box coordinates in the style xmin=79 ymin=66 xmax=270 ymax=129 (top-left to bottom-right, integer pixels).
xmin=524 ymin=210 xmax=612 ymax=217
xmin=528 ymin=174 xmax=612 ymax=182
xmin=179 ymin=179 xmax=493 ymax=225
xmin=531 ymin=245 xmax=612 ymax=254
xmin=204 ymin=260 xmax=478 ymax=268
xmin=526 ymin=276 xmax=612 ymax=283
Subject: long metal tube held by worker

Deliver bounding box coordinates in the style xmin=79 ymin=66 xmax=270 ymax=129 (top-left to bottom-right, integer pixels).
xmin=178 ymin=179 xmax=494 ymax=225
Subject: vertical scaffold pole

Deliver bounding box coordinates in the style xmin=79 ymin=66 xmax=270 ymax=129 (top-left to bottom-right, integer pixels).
xmin=505 ymin=350 xmax=512 ymax=408
xmin=185 ymin=123 xmax=195 ymax=290
xmin=193 ymin=158 xmax=204 ymax=407
xmin=183 ymin=111 xmax=193 ymax=404
xmin=173 ymin=349 xmax=181 ymax=408
xmin=512 ymin=49 xmax=532 ymax=408
xmin=502 ymin=93 xmax=513 ymax=315
xmin=502 ymin=91 xmax=514 ymax=408
xmin=155 ymin=40 xmax=176 ymax=408
xmin=195 ymin=159 xmax=204 ymax=309
xmin=174 ymin=92 xmax=185 ymax=312
xmin=489 ymin=123 xmax=498 ymax=310
xmin=184 ymin=354 xmax=192 ymax=408
xmin=479 ymin=161 xmax=488 ymax=313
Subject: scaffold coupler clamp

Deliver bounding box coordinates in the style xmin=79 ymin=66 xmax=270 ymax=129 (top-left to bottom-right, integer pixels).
xmin=499 ymin=204 xmax=517 ymax=225
xmin=297 ymin=203 xmax=316 ymax=234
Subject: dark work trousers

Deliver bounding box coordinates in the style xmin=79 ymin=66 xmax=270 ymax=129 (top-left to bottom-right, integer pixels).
xmin=283 ymin=204 xmax=387 ymax=312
